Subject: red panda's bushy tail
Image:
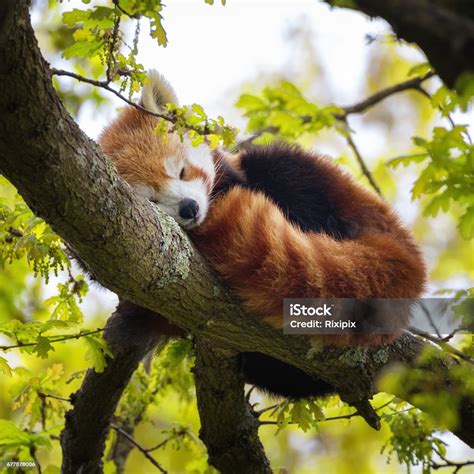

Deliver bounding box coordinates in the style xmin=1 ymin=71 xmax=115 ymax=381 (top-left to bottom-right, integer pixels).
xmin=191 ymin=187 xmax=426 ymax=346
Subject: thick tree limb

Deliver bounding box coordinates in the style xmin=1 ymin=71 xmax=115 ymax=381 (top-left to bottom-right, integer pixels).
xmin=0 ymin=2 xmax=473 ymax=472
xmin=61 ymin=348 xmax=142 ymax=474
xmin=194 ymin=339 xmax=271 ymax=474
xmin=60 ymin=304 xmax=167 ymax=474
xmin=326 ymin=0 xmax=474 ymax=88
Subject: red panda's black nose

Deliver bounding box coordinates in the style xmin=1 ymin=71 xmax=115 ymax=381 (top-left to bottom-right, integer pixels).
xmin=179 ymin=198 xmax=199 ymax=219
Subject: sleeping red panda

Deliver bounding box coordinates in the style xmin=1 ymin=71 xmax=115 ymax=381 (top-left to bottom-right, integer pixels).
xmin=99 ymin=71 xmax=426 ymax=399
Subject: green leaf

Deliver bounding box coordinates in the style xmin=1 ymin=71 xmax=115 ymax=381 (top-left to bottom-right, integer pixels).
xmin=0 ymin=356 xmax=12 ymax=377
xmin=235 ymin=94 xmax=266 ymax=112
xmin=62 ymin=40 xmax=103 ymax=60
xmin=290 ymin=400 xmax=319 ymax=432
xmin=207 ymin=134 xmax=220 ymax=149
xmin=0 ymin=419 xmax=51 ymax=449
xmin=459 ymin=206 xmax=474 ymax=240
xmin=62 ymin=9 xmax=90 ymax=28
xmin=167 ymin=339 xmax=192 ymax=367
xmin=32 ymin=336 xmax=55 ymax=359
xmin=268 ymin=110 xmax=301 ymax=135
xmin=454 ymin=72 xmax=474 ymax=110
xmin=387 ymin=153 xmax=429 ymax=168
xmin=412 ymin=136 xmax=429 ymax=148
xmin=88 ymin=6 xmax=116 ymax=29
xmin=43 ymin=466 xmax=61 ymax=474
xmin=191 ymin=103 xmax=207 ymax=120
xmin=407 ymin=63 xmax=432 ymax=78
xmin=190 ymin=134 xmax=205 ymax=147
xmin=150 ymin=13 xmax=168 ymax=47
xmin=84 ymin=335 xmax=113 ymax=373
xmin=327 ymin=0 xmax=357 ymax=7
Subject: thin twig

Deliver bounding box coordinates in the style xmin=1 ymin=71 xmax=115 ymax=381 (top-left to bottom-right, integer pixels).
xmin=112 ymin=0 xmax=139 ymax=19
xmin=146 ymin=428 xmax=188 ymax=453
xmin=419 ymin=300 xmax=442 ymax=339
xmin=437 ymin=325 xmax=470 ymax=343
xmin=50 ymin=68 xmax=219 ymax=137
xmin=38 ymin=392 xmax=72 ymax=403
xmin=106 ymin=8 xmax=121 ymax=83
xmin=339 ymin=72 xmax=435 ymax=117
xmin=431 ymin=455 xmax=474 ymax=473
xmin=29 ymin=446 xmax=42 ymax=474
xmin=255 ymin=403 xmax=280 ymax=416
xmin=110 ymin=424 xmax=168 ymax=473
xmin=0 ymin=327 xmax=104 ymax=351
xmin=259 ymin=397 xmax=397 ymax=426
xmin=409 ymin=328 xmax=474 ymax=365
xmin=50 ymin=69 xmax=167 ymax=117
xmin=344 ymin=128 xmax=382 ymax=195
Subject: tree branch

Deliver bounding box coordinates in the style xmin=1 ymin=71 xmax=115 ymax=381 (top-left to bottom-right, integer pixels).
xmin=0 ymin=328 xmax=105 ymax=351
xmin=194 ymin=339 xmax=271 ymax=474
xmin=259 ymin=397 xmax=396 ymax=426
xmin=343 ymin=123 xmax=382 ymax=195
xmin=0 ymin=3 xmax=473 ymax=472
xmin=339 ymin=72 xmax=435 ymax=117
xmin=242 ymin=73 xmax=434 ymax=194
xmin=60 ymin=303 xmax=167 ymax=473
xmin=50 ymin=68 xmax=227 ymax=137
xmin=325 ymin=0 xmax=474 ymax=88
xmin=50 ymin=69 xmax=169 ymax=118
xmin=110 ymin=424 xmax=167 ymax=473
xmin=431 ymin=448 xmax=474 ymax=473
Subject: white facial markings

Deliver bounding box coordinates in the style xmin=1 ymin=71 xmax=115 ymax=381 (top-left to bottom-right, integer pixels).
xmin=187 ymin=143 xmax=216 ymax=184
xmin=135 ymin=141 xmax=215 ymax=230
xmin=164 ymin=156 xmax=183 ymax=179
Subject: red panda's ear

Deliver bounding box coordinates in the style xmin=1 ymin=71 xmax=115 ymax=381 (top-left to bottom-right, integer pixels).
xmin=140 ymin=70 xmax=179 ymax=113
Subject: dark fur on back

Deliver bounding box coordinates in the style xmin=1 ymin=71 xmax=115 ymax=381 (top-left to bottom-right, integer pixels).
xmin=239 ymin=143 xmax=359 ymax=238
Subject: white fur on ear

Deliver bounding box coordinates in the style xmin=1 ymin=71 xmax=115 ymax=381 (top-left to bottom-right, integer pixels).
xmin=140 ymin=70 xmax=179 ymax=113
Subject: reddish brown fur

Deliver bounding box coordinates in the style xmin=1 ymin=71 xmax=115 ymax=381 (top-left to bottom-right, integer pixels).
xmin=191 ymin=156 xmax=426 ymax=346
xmin=99 ymin=108 xmax=184 ymax=190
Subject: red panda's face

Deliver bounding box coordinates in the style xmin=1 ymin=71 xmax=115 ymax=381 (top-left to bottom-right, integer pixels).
xmin=133 ymin=140 xmax=215 ymax=229
xmin=99 ymin=108 xmax=215 ymax=229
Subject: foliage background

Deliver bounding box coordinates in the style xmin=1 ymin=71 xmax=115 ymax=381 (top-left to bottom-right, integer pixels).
xmin=0 ymin=0 xmax=473 ymax=472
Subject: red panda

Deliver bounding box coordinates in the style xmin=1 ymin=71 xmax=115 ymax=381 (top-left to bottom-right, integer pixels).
xmin=99 ymin=71 xmax=427 ymax=399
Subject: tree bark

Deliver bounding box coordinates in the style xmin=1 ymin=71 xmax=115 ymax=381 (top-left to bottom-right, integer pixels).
xmin=194 ymin=339 xmax=271 ymax=474
xmin=326 ymin=0 xmax=474 ymax=88
xmin=60 ymin=302 xmax=168 ymax=474
xmin=0 ymin=2 xmax=473 ymax=471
